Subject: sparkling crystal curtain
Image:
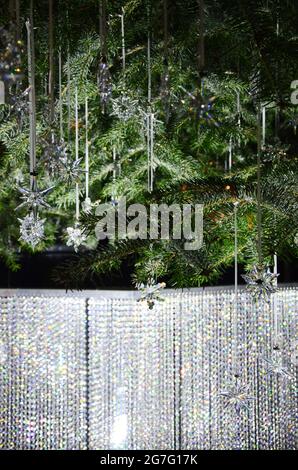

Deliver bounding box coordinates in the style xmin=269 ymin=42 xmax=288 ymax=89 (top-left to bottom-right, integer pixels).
xmin=0 ymin=288 xmax=297 ymax=450
xmin=0 ymin=295 xmax=87 ymax=450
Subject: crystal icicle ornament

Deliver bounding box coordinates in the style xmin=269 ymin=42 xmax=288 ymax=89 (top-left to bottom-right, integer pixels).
xmin=40 ymin=133 xmax=68 ymax=178
xmin=16 ymin=184 xmax=54 ymax=211
xmin=137 ymin=279 xmax=166 ymax=310
xmin=262 ymin=348 xmax=295 ymax=381
xmin=97 ymin=57 xmax=112 ymax=109
xmin=18 ymin=212 xmax=45 ymax=248
xmin=66 ymin=224 xmax=86 ymax=252
xmin=242 ymin=264 xmax=279 ymax=302
xmin=219 ymin=376 xmax=255 ymax=415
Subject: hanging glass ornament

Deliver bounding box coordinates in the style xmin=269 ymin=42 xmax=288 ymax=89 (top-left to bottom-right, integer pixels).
xmin=18 ymin=211 xmax=45 ymax=248
xmin=242 ymin=264 xmax=279 ymax=302
xmin=220 ymin=376 xmax=255 ymax=415
xmin=16 ymin=183 xmax=54 ymax=212
xmin=66 ymin=224 xmax=86 ymax=252
xmin=294 ymin=232 xmax=298 ymax=246
xmin=60 ymin=157 xmax=84 ymax=185
xmin=82 ymin=196 xmax=92 ymax=213
xmin=111 ymin=92 xmax=139 ymax=121
xmin=97 ymin=57 xmax=112 ymax=109
xmin=137 ymin=279 xmax=166 ymax=310
xmin=0 ymin=23 xmax=24 ymax=82
xmin=179 ymin=85 xmax=218 ymax=126
xmin=262 ymin=348 xmax=295 ymax=381
xmin=9 ymin=86 xmax=30 ymax=127
xmin=40 ymin=132 xmax=68 ymax=178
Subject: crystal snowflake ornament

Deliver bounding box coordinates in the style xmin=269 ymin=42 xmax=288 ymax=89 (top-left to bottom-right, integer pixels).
xmin=262 ymin=348 xmax=295 ymax=381
xmin=111 ymin=93 xmax=139 ymax=121
xmin=9 ymin=86 xmax=30 ymax=125
xmin=180 ymin=85 xmax=218 ymax=126
xmin=40 ymin=133 xmax=68 ymax=178
xmin=18 ymin=212 xmax=45 ymax=248
xmin=242 ymin=264 xmax=279 ymax=302
xmin=97 ymin=58 xmax=112 ymax=108
xmin=16 ymin=184 xmax=54 ymax=212
xmin=220 ymin=376 xmax=255 ymax=415
xmin=137 ymin=279 xmax=166 ymax=310
xmin=60 ymin=157 xmax=84 ymax=185
xmin=66 ymin=224 xmax=86 ymax=252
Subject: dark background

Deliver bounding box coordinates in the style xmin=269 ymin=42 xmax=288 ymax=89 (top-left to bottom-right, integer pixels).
xmin=0 ymin=247 xmax=296 ymax=289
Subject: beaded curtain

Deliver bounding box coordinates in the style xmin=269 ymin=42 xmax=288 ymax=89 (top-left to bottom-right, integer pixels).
xmin=0 ymin=288 xmax=297 ymax=449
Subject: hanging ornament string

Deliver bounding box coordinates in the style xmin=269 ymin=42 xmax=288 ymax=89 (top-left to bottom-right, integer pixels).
xmin=67 ymin=50 xmax=71 ymax=144
xmin=75 ymin=87 xmax=80 ymax=221
xmin=98 ymin=0 xmax=112 ymax=110
xmin=26 ymin=12 xmax=37 ymax=193
xmin=228 ymin=137 xmax=233 ymax=171
xmin=119 ymin=7 xmax=125 ymax=71
xmin=261 ymin=104 xmax=266 ymax=147
xmin=146 ymin=1 xmax=154 ymax=193
xmin=48 ymin=0 xmax=55 ymax=123
xmin=58 ymin=50 xmax=63 ymax=141
xmin=198 ymin=0 xmax=205 ymax=86
xmin=85 ymin=97 xmax=89 ymax=200
xmin=256 ymin=104 xmax=262 ymax=264
xmin=232 ymin=201 xmax=239 ymax=376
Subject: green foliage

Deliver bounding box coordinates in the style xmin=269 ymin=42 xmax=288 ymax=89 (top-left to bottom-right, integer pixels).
xmin=0 ymin=0 xmax=298 ymax=286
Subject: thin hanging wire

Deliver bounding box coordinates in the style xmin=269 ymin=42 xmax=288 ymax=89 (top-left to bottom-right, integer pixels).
xmin=26 ymin=4 xmax=37 ymax=193
xmin=75 ymin=87 xmax=80 ymax=221
xmin=256 ymin=104 xmax=262 ymax=264
xmin=232 ymin=202 xmax=239 ymax=376
xmin=58 ymin=51 xmax=63 ymax=141
xmin=48 ymin=0 xmax=55 ymax=123
xmin=198 ymin=0 xmax=205 ymax=87
xmin=146 ymin=2 xmax=154 ymax=192
xmin=85 ymin=96 xmax=89 ymax=200
xmin=120 ymin=7 xmax=125 ymax=71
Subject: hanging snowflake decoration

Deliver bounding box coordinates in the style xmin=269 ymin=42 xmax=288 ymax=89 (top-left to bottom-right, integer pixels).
xmin=137 ymin=279 xmax=166 ymax=310
xmin=40 ymin=133 xmax=68 ymax=178
xmin=242 ymin=264 xmax=279 ymax=302
xmin=9 ymin=86 xmax=30 ymax=127
xmin=18 ymin=212 xmax=45 ymax=248
xmin=262 ymin=348 xmax=295 ymax=381
xmin=0 ymin=24 xmax=24 ymax=82
xmin=219 ymin=377 xmax=255 ymax=415
xmin=60 ymin=157 xmax=84 ymax=185
xmin=82 ymin=197 xmax=92 ymax=213
xmin=97 ymin=57 xmax=112 ymax=109
xmin=179 ymin=85 xmax=218 ymax=126
xmin=111 ymin=92 xmax=139 ymax=121
xmin=16 ymin=184 xmax=54 ymax=212
xmin=66 ymin=224 xmax=86 ymax=252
